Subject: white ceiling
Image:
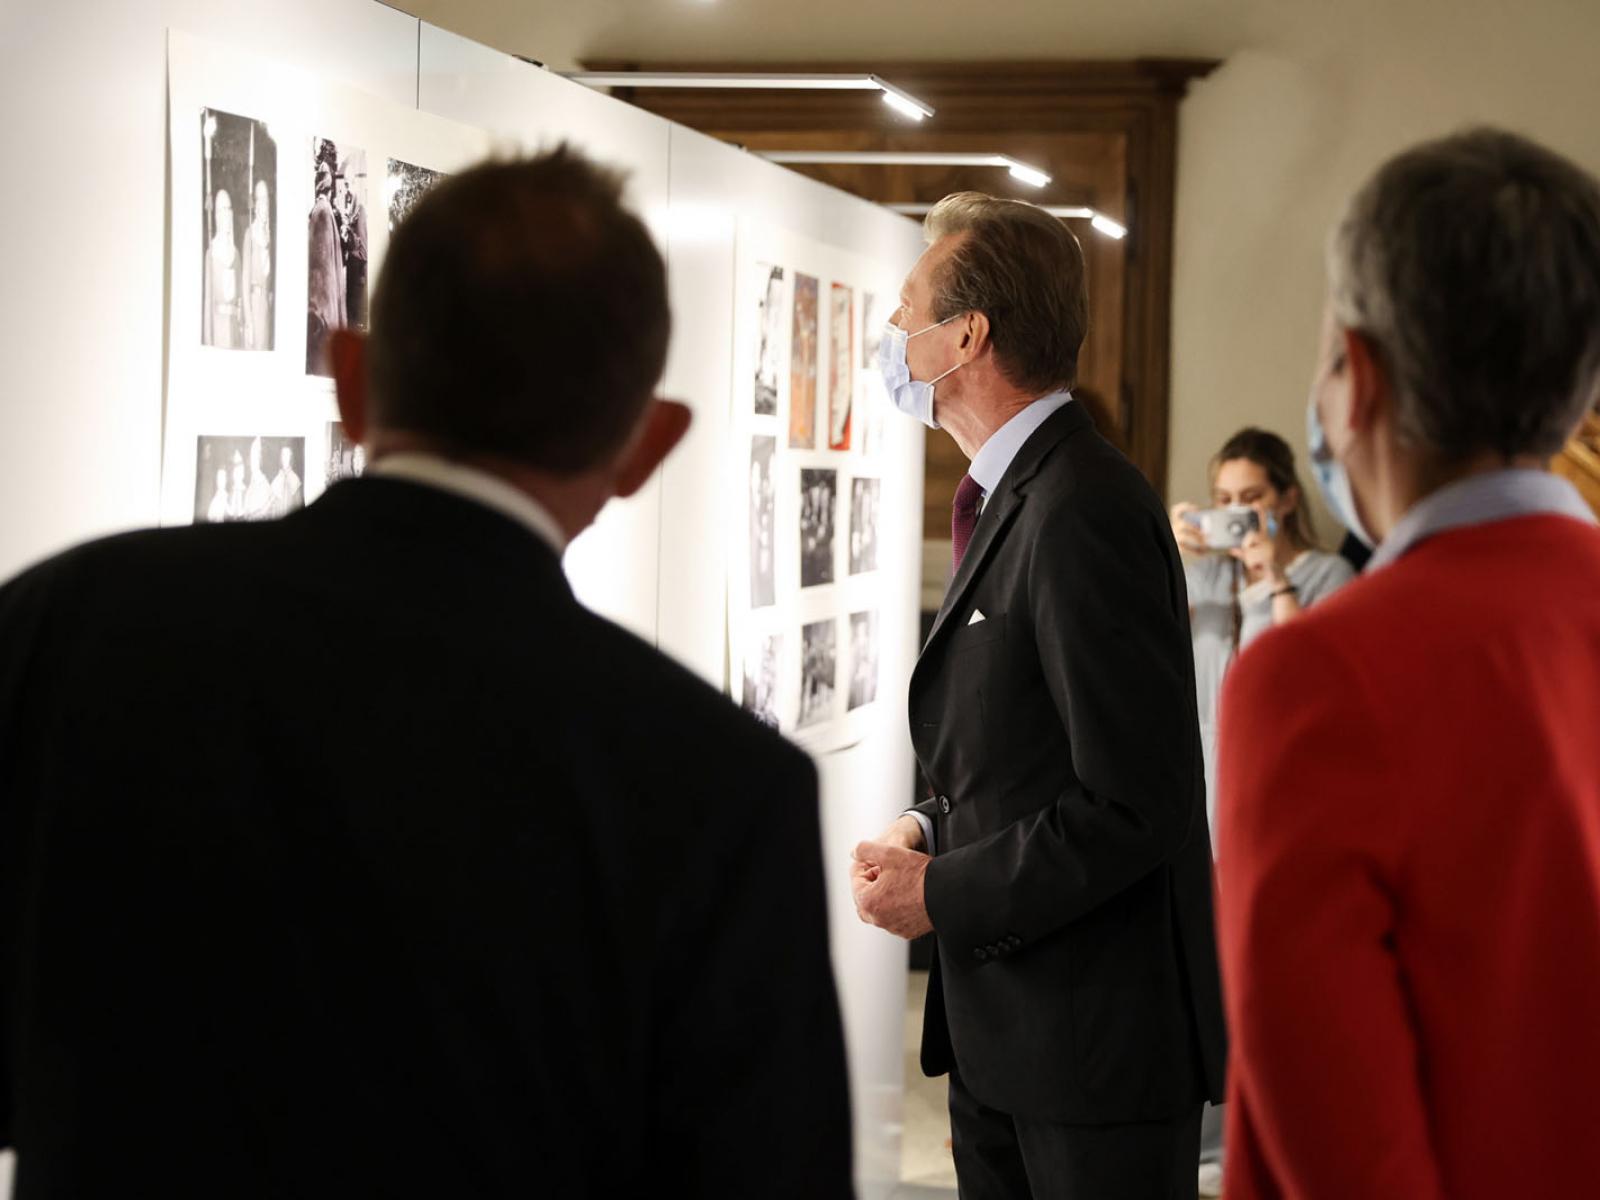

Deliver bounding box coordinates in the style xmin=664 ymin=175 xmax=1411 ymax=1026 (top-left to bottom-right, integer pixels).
xmin=394 ymin=0 xmax=1285 ymax=72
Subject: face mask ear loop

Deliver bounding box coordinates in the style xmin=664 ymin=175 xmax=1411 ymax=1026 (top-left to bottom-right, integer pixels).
xmin=930 ymin=362 xmax=962 ymax=386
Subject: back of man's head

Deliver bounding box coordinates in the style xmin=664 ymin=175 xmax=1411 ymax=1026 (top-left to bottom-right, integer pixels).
xmin=1329 ymin=127 xmax=1600 ymax=461
xmin=924 ymin=192 xmax=1088 ymax=396
xmin=367 ymin=146 xmax=670 ymax=473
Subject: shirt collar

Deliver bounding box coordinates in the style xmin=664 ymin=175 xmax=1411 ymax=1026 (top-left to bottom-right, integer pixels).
xmin=968 ymin=392 xmax=1074 ymax=497
xmin=1366 ymin=468 xmax=1596 ymax=572
xmin=368 ymin=452 xmax=568 ymax=554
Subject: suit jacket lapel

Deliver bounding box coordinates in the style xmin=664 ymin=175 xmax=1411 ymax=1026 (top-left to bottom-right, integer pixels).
xmin=920 ymin=402 xmax=1094 ymax=657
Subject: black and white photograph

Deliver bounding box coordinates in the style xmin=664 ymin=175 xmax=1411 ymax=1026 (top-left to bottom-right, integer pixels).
xmin=749 ymin=435 xmax=776 ymax=607
xmin=753 ymin=262 xmax=784 ymax=416
xmin=326 ymin=421 xmax=365 ymax=489
xmin=849 ymin=476 xmax=880 ymax=575
xmin=201 ymin=107 xmax=276 ymax=350
xmin=799 ymin=618 xmax=837 ymax=729
xmin=307 ymin=138 xmax=370 ymax=376
xmin=194 ymin=435 xmax=305 ymax=523
xmin=848 ymin=609 xmax=879 ymax=710
xmin=800 ymin=467 xmax=837 ymax=588
xmin=860 ymin=289 xmax=888 ymax=369
xmin=741 ymin=632 xmax=781 ymax=730
xmin=386 ymin=158 xmax=445 ymax=235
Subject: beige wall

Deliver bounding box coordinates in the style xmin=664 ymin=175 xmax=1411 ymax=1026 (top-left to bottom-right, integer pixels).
xmin=1167 ymin=0 xmax=1600 ymax=533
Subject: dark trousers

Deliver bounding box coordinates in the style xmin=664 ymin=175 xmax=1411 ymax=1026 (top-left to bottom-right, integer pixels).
xmin=948 ymin=1068 xmax=1202 ymax=1200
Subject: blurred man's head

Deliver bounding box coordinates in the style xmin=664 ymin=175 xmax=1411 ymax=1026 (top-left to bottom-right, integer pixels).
xmin=1313 ymin=128 xmax=1600 ymax=538
xmin=330 ymin=145 xmax=687 ymax=538
xmin=214 ymin=188 xmax=233 ymax=235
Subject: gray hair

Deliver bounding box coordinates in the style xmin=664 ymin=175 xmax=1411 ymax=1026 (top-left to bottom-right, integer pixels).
xmin=924 ymin=192 xmax=1088 ymax=395
xmin=1328 ymin=127 xmax=1600 ymax=460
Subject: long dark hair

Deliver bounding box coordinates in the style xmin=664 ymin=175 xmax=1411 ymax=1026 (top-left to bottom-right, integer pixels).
xmin=1210 ymin=427 xmax=1319 ymax=551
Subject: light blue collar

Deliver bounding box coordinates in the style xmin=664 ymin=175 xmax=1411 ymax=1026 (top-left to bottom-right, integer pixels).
xmin=1366 ymin=468 xmax=1596 ymax=572
xmin=968 ymin=391 xmax=1074 ymax=499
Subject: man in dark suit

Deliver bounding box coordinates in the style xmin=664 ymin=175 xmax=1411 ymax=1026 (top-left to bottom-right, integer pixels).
xmin=0 ymin=148 xmax=852 ymax=1197
xmin=853 ymin=192 xmax=1226 ymax=1198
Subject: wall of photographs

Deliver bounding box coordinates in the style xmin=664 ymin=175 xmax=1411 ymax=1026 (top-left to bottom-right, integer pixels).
xmin=1 ymin=9 xmax=926 ymax=1195
xmin=729 ymin=226 xmax=903 ymax=753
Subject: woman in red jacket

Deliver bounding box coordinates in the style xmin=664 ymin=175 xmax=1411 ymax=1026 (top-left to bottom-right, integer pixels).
xmin=1216 ymin=127 xmax=1600 ymax=1200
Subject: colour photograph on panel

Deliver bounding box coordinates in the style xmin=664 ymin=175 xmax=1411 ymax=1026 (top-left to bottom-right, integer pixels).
xmin=753 ymin=262 xmax=784 ymax=416
xmin=800 ymin=467 xmax=836 ymax=587
xmin=788 ymin=272 xmax=819 ymax=448
xmin=850 ymin=476 xmax=880 ymax=575
xmin=307 ymin=138 xmax=370 ymax=376
xmin=200 ymin=107 xmax=276 ymax=351
xmin=194 ymin=435 xmax=304 ymax=523
xmin=829 ymin=283 xmax=854 ymax=450
xmin=799 ymin=618 xmax=837 ymax=729
xmin=848 ymin=609 xmax=879 ymax=710
xmin=741 ymin=631 xmax=781 ymax=730
xmin=749 ymin=435 xmax=777 ymax=608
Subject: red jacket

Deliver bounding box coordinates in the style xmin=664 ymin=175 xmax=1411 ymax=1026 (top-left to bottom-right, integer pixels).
xmin=1217 ymin=513 xmax=1600 ymax=1199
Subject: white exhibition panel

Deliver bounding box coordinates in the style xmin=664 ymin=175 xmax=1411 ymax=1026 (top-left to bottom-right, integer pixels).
xmin=0 ymin=5 xmax=925 ymax=1196
xmin=416 ymin=25 xmax=672 ymax=642
xmin=0 ymin=0 xmax=415 ymax=580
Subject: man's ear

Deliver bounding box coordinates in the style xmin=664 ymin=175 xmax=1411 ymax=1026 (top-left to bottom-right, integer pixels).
xmin=959 ymin=310 xmax=991 ymax=362
xmin=329 ymin=329 xmax=369 ymax=443
xmin=614 ymin=400 xmax=693 ymax=498
xmin=1341 ymin=327 xmax=1391 ymax=437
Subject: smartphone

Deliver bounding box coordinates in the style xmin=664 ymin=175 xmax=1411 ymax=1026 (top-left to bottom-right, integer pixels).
xmin=1183 ymin=506 xmax=1260 ymax=550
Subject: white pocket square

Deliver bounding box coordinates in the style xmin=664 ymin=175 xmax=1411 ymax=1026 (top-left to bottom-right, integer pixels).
xmin=967 ymin=609 xmax=986 ymax=625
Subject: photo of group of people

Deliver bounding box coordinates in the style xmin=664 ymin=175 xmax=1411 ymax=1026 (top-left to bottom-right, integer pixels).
xmin=800 ymin=468 xmax=837 ymax=588
xmin=793 ymin=610 xmax=879 ymax=727
xmin=201 ymin=107 xmax=277 ymax=351
xmin=193 ymin=435 xmax=305 ymax=524
xmin=307 ymin=137 xmax=370 ymax=376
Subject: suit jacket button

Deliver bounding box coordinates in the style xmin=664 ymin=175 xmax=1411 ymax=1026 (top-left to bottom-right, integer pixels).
xmin=973 ymin=947 xmax=988 ymax=962
xmin=939 ymin=795 xmax=951 ymax=814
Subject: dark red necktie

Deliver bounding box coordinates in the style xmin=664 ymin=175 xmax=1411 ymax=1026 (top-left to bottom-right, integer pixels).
xmin=952 ymin=474 xmax=983 ymax=572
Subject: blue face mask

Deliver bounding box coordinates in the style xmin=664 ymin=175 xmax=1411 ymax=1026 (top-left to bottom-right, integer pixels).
xmin=877 ymin=315 xmax=961 ymax=429
xmin=1306 ymin=382 xmax=1374 ymax=548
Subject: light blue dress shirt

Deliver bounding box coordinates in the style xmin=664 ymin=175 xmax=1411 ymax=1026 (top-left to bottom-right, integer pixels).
xmin=1364 ymin=468 xmax=1596 ymax=571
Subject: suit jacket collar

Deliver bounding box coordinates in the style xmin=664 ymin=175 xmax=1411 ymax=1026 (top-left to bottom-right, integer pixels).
xmin=310 ymin=476 xmax=573 ymax=596
xmin=923 ymin=401 xmax=1093 ymax=652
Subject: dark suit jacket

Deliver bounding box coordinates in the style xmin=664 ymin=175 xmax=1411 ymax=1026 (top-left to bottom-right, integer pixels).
xmin=910 ymin=402 xmax=1227 ymax=1123
xmin=0 ymin=479 xmax=852 ymax=1198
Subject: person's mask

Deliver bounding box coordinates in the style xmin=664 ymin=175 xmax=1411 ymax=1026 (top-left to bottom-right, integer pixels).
xmin=878 ymin=315 xmax=962 ymax=429
xmin=1306 ymin=380 xmax=1374 ymax=548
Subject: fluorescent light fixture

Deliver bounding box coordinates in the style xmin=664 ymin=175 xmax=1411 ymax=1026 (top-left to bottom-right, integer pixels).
xmin=1002 ymin=157 xmax=1050 ymax=188
xmin=758 ymin=149 xmax=1051 ymax=187
xmin=882 ymin=200 xmax=1126 ymax=238
xmin=1091 ymin=213 xmax=1128 ymax=240
xmin=561 ymin=71 xmax=935 ymax=120
xmin=885 ymin=202 xmax=1095 ymax=220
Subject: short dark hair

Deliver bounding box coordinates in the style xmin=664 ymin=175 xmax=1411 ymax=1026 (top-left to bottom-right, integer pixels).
xmin=367 ymin=145 xmax=670 ymax=473
xmin=924 ymin=193 xmax=1088 ymax=395
xmin=1329 ymin=128 xmax=1600 ymax=461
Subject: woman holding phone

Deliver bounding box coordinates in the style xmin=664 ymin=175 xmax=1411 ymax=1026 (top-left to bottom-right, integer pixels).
xmin=1169 ymin=426 xmax=1354 ymax=1196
